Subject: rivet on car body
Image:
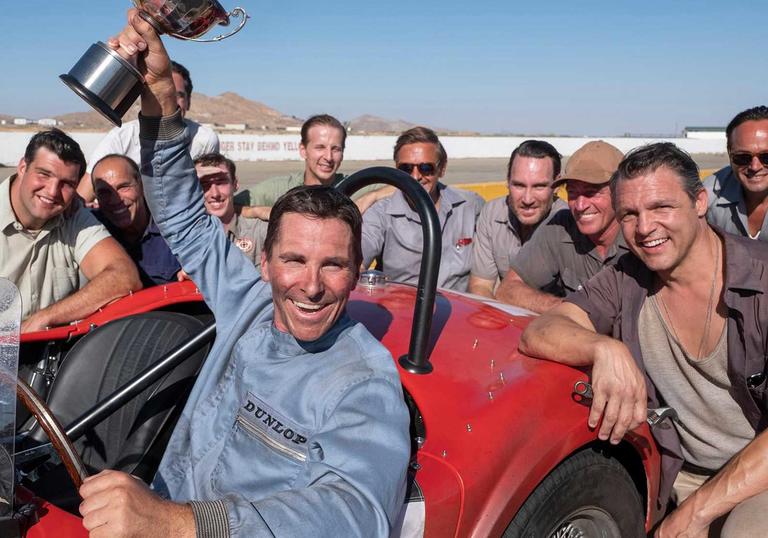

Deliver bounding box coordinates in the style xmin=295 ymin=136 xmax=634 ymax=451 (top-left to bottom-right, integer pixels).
xmin=499 ymin=372 xmax=505 ymax=383
xmin=490 ymin=359 xmax=495 ymax=370
xmin=466 ymin=423 xmax=472 ymax=432
xmin=488 ymin=391 xmax=494 ymax=401
xmin=410 ymin=462 xmax=421 ymax=471
xmin=472 ymin=339 xmax=478 ymax=350
xmin=442 ymin=450 xmax=447 ymax=458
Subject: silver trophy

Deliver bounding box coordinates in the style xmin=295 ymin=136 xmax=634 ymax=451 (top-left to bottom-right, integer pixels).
xmin=60 ymin=0 xmax=248 ymax=126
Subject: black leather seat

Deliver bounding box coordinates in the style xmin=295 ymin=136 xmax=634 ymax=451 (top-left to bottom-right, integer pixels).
xmin=30 ymin=310 xmax=210 ymax=481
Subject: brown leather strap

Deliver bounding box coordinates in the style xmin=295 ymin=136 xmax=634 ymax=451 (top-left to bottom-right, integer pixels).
xmin=16 ymin=378 xmax=88 ymax=491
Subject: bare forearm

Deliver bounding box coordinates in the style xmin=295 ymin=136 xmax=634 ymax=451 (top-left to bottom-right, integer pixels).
xmin=685 ymin=431 xmax=768 ymax=526
xmin=468 ymin=276 xmax=495 ymax=298
xmin=495 ymin=278 xmax=562 ymax=313
xmin=30 ymin=264 xmax=141 ymax=328
xmin=520 ymin=308 xmax=610 ymax=367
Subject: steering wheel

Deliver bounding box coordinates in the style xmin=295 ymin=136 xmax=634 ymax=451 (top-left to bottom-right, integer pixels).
xmin=16 ymin=377 xmax=88 ymax=490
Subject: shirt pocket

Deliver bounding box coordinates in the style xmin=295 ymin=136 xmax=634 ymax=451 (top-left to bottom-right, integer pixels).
xmin=561 ymin=267 xmax=584 ymax=293
xmin=211 ymin=392 xmax=311 ymax=496
xmin=52 ymin=267 xmax=78 ymax=302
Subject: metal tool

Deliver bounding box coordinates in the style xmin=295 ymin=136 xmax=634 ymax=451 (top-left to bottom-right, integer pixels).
xmin=572 ymin=381 xmax=678 ymax=427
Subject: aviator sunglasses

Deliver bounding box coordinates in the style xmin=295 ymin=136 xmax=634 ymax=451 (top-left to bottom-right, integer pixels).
xmin=397 ymin=162 xmax=439 ymax=176
xmin=731 ymin=152 xmax=768 ymax=167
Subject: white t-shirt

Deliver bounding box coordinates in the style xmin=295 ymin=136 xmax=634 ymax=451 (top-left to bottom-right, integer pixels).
xmin=87 ymin=118 xmax=219 ymax=172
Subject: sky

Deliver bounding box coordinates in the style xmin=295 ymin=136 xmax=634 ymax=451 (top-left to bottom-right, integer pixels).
xmin=0 ymin=1 xmax=764 ymax=136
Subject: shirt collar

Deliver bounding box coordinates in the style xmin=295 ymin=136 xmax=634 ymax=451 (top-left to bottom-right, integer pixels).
xmin=269 ymin=312 xmax=355 ymax=356
xmin=560 ymin=212 xmax=628 ymax=259
xmin=385 ymin=182 xmax=466 ymax=220
xmin=718 ymin=226 xmax=765 ymax=294
xmin=714 ymin=167 xmax=744 ymax=207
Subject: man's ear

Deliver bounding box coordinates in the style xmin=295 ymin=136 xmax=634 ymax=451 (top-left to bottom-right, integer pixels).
xmin=16 ymin=157 xmax=27 ymax=178
xmin=299 ymin=143 xmax=307 ymax=161
xmin=695 ymin=187 xmax=708 ymax=218
xmin=260 ymin=250 xmax=271 ymax=282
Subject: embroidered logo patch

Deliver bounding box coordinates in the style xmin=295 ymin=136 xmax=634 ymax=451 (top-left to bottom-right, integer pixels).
xmin=455 ymin=237 xmax=472 ymax=251
xmin=235 ymin=237 xmax=254 ymax=253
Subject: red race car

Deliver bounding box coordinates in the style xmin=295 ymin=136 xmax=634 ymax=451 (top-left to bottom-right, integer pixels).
xmin=2 ymin=167 xmax=661 ymax=537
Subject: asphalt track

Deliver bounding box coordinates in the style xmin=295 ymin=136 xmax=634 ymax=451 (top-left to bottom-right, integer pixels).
xmin=0 ymin=154 xmax=729 ymax=193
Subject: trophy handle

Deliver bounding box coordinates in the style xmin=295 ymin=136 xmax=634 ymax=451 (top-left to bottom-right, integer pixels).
xmin=175 ymin=7 xmax=249 ymax=43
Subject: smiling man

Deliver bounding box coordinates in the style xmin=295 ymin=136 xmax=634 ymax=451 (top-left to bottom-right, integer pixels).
xmin=194 ymin=152 xmax=267 ymax=264
xmin=361 ymin=126 xmax=485 ymax=291
xmin=495 ymin=140 xmax=625 ymax=312
xmin=469 ymin=140 xmax=566 ymax=297
xmin=77 ymin=12 xmax=410 ymax=538
xmin=704 ymin=106 xmax=768 ymax=241
xmin=520 ymin=142 xmax=768 ymax=536
xmin=0 ymin=130 xmax=141 ymax=333
xmin=92 ymin=154 xmax=181 ymax=285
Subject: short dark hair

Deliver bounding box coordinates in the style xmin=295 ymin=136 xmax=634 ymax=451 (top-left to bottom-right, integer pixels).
xmin=194 ymin=152 xmax=237 ymax=181
xmin=301 ymin=114 xmax=347 ymax=149
xmin=170 ymin=61 xmax=193 ymax=98
xmin=24 ymin=128 xmax=86 ymax=179
xmin=726 ymin=106 xmax=768 ymax=150
xmin=264 ymin=185 xmax=362 ymax=268
xmin=393 ymin=126 xmax=447 ymax=170
xmin=507 ymin=140 xmax=562 ymax=180
xmin=90 ymin=154 xmax=140 ymax=188
xmin=610 ymin=142 xmax=702 ymax=207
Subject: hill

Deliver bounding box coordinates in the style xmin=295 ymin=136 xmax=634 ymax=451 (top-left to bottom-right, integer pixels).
xmin=347 ymin=114 xmax=417 ymax=134
xmin=47 ymin=92 xmax=301 ymax=131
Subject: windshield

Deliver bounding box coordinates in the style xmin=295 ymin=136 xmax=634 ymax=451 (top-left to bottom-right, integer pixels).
xmin=0 ymin=279 xmax=21 ymax=516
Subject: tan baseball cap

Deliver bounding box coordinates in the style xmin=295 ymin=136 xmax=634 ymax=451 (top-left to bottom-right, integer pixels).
xmin=554 ymin=140 xmax=624 ymax=186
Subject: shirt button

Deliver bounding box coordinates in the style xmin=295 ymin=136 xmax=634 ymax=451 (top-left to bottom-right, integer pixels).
xmin=13 ymin=222 xmax=22 ymax=231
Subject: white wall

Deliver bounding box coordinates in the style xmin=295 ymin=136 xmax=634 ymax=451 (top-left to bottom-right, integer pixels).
xmin=0 ymin=130 xmax=727 ymax=166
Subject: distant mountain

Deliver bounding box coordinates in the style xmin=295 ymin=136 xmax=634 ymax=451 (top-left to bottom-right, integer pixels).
xmin=28 ymin=92 xmax=302 ymax=131
xmin=346 ymin=114 xmax=417 ymax=134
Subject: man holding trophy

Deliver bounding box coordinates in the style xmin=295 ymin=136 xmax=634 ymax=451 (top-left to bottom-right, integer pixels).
xmin=74 ymin=8 xmax=410 ymax=538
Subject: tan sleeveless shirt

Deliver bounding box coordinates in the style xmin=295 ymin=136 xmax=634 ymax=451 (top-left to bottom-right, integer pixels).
xmin=639 ymin=296 xmax=754 ymax=469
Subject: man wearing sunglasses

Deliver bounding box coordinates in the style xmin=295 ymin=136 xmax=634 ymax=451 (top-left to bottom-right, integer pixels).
xmin=361 ymin=126 xmax=484 ymax=291
xmin=495 ymin=141 xmax=626 ymax=313
xmin=704 ymin=106 xmax=768 ymax=241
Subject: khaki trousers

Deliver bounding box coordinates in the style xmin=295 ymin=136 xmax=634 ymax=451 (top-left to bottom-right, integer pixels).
xmin=672 ymin=469 xmax=768 ymax=537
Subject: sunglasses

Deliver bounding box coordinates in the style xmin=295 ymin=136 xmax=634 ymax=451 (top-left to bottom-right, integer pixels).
xmin=731 ymin=152 xmax=768 ymax=167
xmin=397 ymin=162 xmax=438 ymax=176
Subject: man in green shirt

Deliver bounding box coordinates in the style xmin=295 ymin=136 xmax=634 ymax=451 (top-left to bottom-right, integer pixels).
xmin=237 ymin=114 xmax=390 ymax=218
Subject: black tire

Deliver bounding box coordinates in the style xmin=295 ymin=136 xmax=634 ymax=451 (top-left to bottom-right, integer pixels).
xmin=504 ymin=446 xmax=645 ymax=538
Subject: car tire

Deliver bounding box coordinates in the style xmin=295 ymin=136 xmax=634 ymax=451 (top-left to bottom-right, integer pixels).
xmin=503 ymin=446 xmax=645 ymax=538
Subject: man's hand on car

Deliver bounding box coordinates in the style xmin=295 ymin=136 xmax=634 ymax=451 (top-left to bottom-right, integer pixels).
xmin=589 ymin=340 xmax=647 ymax=444
xmin=79 ymin=470 xmax=195 ymax=538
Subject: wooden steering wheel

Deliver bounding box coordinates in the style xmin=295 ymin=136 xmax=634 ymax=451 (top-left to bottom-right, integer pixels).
xmin=16 ymin=377 xmax=88 ymax=490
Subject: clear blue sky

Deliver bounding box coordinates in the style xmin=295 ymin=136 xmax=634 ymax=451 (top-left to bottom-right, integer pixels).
xmin=0 ymin=1 xmax=763 ymax=135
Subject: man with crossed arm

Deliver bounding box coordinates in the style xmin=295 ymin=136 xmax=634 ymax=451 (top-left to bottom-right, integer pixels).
xmin=522 ymin=142 xmax=768 ymax=536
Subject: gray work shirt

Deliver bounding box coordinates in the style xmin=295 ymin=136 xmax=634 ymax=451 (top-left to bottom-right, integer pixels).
xmin=227 ymin=212 xmax=268 ymax=265
xmin=703 ymin=166 xmax=768 ymax=241
xmin=471 ymin=196 xmax=567 ymax=281
xmin=362 ymin=183 xmax=485 ymax=291
xmin=509 ymin=209 xmax=628 ymax=296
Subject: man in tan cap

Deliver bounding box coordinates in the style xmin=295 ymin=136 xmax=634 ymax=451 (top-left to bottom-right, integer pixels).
xmin=495 ymin=140 xmax=626 ymax=312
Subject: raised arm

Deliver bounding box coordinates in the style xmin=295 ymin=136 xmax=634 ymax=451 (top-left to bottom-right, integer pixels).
xmin=21 ymin=236 xmax=141 ymax=333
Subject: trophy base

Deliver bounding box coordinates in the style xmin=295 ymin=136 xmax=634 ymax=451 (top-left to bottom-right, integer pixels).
xmin=59 ymin=42 xmax=145 ymax=128
xmin=59 ymin=74 xmax=126 ymax=128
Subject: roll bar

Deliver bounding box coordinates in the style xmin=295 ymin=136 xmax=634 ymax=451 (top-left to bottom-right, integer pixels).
xmin=335 ymin=167 xmax=441 ymax=375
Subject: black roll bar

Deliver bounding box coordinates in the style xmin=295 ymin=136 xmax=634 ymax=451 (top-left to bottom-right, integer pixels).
xmin=335 ymin=167 xmax=441 ymax=375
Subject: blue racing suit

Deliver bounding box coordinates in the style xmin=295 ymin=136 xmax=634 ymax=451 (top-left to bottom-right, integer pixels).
xmin=138 ymin=111 xmax=410 ymax=537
